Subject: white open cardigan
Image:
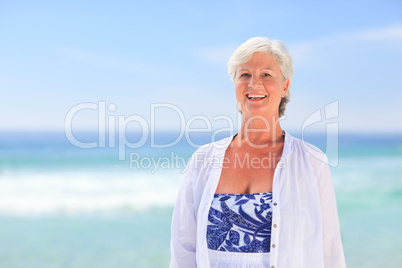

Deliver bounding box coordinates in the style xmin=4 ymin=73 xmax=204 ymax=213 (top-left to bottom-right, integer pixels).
xmin=170 ymin=131 xmax=346 ymax=268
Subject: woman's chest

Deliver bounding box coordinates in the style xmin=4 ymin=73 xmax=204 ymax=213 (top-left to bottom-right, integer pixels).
xmin=215 ymin=149 xmax=282 ymax=194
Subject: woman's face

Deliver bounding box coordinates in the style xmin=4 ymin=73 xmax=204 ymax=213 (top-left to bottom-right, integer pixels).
xmin=235 ymin=52 xmax=289 ymax=118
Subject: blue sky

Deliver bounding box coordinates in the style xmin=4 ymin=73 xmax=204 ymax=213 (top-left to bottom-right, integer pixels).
xmin=1 ymin=0 xmax=401 ymax=133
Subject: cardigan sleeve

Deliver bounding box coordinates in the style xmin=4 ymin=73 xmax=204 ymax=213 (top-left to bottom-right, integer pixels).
xmin=170 ymin=155 xmax=198 ymax=268
xmin=316 ymin=155 xmax=347 ymax=268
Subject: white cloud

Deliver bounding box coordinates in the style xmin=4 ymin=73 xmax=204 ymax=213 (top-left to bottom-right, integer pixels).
xmin=196 ymin=25 xmax=402 ymax=69
xmin=289 ymin=24 xmax=402 ymax=67
xmin=58 ymin=47 xmax=102 ymax=66
xmin=53 ymin=45 xmax=167 ymax=76
xmin=196 ymin=45 xmax=237 ymax=65
xmin=357 ymin=25 xmax=402 ymax=41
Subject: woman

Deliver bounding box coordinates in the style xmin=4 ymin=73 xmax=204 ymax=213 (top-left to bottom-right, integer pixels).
xmin=170 ymin=37 xmax=346 ymax=268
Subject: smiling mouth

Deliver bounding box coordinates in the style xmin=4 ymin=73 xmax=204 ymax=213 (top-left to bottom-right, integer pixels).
xmin=247 ymin=94 xmax=267 ymax=100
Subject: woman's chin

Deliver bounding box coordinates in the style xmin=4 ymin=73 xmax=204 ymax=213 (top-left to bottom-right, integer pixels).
xmin=242 ymin=107 xmax=277 ymax=119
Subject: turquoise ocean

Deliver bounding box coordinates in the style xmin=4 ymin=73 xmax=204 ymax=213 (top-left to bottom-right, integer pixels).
xmin=0 ymin=131 xmax=401 ymax=268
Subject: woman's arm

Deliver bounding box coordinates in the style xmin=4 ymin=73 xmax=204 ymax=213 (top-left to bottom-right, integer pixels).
xmin=170 ymin=156 xmax=198 ymax=268
xmin=317 ymin=155 xmax=347 ymax=268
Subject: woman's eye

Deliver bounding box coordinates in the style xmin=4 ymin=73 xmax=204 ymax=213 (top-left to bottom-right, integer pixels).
xmin=263 ymin=73 xmax=271 ymax=77
xmin=240 ymin=73 xmax=250 ymax=78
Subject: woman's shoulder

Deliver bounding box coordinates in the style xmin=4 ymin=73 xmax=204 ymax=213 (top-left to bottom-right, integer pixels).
xmin=290 ymin=135 xmax=324 ymax=153
xmin=286 ymin=132 xmax=329 ymax=165
xmin=183 ymin=135 xmax=234 ymax=182
xmin=192 ymin=134 xmax=234 ymax=156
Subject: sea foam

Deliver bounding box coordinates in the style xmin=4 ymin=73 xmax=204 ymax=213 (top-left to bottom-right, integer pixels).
xmin=0 ymin=169 xmax=182 ymax=216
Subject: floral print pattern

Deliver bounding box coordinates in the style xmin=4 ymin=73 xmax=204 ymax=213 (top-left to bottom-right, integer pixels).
xmin=207 ymin=192 xmax=273 ymax=253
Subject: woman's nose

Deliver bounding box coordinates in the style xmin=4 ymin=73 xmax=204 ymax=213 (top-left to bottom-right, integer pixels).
xmin=248 ymin=75 xmax=262 ymax=89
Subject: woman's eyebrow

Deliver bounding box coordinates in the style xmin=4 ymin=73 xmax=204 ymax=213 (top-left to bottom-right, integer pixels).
xmin=238 ymin=67 xmax=274 ymax=72
xmin=238 ymin=68 xmax=249 ymax=72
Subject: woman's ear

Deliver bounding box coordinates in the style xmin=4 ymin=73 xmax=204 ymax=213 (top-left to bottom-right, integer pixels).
xmin=282 ymin=80 xmax=290 ymax=98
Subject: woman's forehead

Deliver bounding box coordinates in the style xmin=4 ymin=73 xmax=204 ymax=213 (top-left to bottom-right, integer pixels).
xmin=237 ymin=52 xmax=280 ymax=70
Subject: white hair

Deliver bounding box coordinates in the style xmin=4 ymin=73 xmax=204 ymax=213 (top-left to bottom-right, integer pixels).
xmin=227 ymin=37 xmax=294 ymax=118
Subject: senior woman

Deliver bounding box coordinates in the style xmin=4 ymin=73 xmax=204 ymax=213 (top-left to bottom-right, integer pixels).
xmin=170 ymin=37 xmax=346 ymax=268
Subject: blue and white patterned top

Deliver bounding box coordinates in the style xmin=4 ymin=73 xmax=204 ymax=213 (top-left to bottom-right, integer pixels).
xmin=207 ymin=192 xmax=273 ymax=253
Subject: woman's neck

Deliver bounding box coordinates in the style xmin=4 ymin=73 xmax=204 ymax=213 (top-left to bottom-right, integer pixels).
xmin=236 ymin=114 xmax=283 ymax=148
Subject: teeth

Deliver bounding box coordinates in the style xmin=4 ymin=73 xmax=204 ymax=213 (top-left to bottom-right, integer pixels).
xmin=247 ymin=94 xmax=267 ymax=99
